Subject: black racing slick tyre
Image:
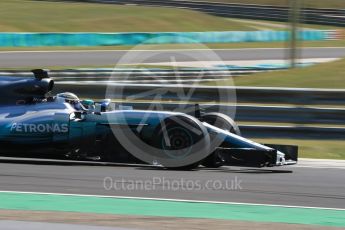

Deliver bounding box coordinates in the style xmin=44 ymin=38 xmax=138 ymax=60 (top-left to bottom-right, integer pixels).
xmin=201 ymin=113 xmax=241 ymax=168
xmin=202 ymin=113 xmax=241 ymax=135
xmin=152 ymin=115 xmax=210 ymax=170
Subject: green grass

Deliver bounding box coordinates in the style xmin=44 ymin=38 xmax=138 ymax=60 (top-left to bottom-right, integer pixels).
xmin=253 ymin=138 xmax=345 ymax=159
xmin=206 ymin=0 xmax=345 ymax=9
xmin=0 ymin=0 xmax=343 ymax=50
xmin=2 ymin=0 xmax=343 ymax=33
xmin=206 ymin=58 xmax=345 ymax=89
xmin=0 ymin=0 xmax=255 ymax=32
xmin=226 ymin=18 xmax=344 ymax=30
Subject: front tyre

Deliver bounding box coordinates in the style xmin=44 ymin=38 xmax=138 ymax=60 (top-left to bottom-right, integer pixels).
xmin=201 ymin=113 xmax=240 ymax=168
xmin=202 ymin=113 xmax=240 ymax=135
xmin=152 ymin=115 xmax=210 ymax=170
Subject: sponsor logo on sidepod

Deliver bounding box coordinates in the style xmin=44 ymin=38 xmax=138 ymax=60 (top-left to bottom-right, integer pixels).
xmin=10 ymin=123 xmax=69 ymax=133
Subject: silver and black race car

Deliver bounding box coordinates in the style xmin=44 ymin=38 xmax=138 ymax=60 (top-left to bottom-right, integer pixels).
xmin=0 ymin=70 xmax=297 ymax=170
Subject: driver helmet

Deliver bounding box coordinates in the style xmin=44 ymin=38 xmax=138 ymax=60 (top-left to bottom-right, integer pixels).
xmin=56 ymin=92 xmax=80 ymax=104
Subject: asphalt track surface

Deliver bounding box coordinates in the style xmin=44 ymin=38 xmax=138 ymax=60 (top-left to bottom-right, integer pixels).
xmin=0 ymin=159 xmax=344 ymax=209
xmin=0 ymin=221 xmax=129 ymax=230
xmin=1 ymin=47 xmax=345 ymax=68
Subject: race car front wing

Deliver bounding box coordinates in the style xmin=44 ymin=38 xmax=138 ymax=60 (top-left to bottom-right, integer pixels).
xmin=217 ymin=144 xmax=298 ymax=168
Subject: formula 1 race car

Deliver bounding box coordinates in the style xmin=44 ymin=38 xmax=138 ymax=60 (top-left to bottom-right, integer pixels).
xmin=0 ymin=70 xmax=297 ymax=169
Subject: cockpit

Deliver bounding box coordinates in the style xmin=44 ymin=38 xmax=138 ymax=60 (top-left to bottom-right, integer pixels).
xmin=55 ymin=92 xmax=116 ymax=113
xmin=55 ymin=92 xmax=86 ymax=111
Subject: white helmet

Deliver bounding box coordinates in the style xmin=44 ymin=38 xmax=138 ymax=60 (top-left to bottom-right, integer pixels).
xmin=56 ymin=92 xmax=79 ymax=104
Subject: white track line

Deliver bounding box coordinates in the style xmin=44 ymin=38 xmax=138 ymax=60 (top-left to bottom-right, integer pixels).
xmin=0 ymin=190 xmax=344 ymax=211
xmin=292 ymin=158 xmax=345 ymax=169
